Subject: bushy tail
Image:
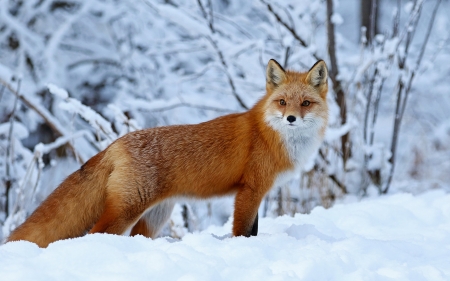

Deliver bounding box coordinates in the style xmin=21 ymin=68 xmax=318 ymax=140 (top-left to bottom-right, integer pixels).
xmin=7 ymin=150 xmax=111 ymax=247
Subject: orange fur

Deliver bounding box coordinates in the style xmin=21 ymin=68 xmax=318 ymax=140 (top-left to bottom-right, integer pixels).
xmin=6 ymin=59 xmax=328 ymax=247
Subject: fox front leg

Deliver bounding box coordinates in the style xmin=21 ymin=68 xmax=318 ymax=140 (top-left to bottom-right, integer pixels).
xmin=232 ymin=187 xmax=263 ymax=237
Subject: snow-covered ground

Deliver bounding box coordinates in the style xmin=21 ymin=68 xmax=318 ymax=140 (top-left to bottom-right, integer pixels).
xmin=1 ymin=190 xmax=449 ymax=281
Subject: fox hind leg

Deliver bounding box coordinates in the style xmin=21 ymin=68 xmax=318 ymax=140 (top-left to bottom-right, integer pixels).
xmin=130 ymin=200 xmax=175 ymax=238
xmin=88 ymin=191 xmax=146 ymax=235
xmin=88 ymin=172 xmax=166 ymax=235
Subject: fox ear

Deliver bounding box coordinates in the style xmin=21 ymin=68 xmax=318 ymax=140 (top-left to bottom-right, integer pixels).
xmin=306 ymin=60 xmax=328 ymax=88
xmin=266 ymin=59 xmax=286 ymax=88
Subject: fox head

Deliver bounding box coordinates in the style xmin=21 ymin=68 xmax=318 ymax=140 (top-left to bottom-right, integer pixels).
xmin=263 ymin=59 xmax=328 ymax=135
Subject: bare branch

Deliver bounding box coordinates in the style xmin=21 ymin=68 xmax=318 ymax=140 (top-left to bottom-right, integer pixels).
xmin=67 ymin=58 xmax=121 ymax=70
xmin=398 ymin=0 xmax=422 ymax=68
xmin=0 ymin=78 xmax=85 ymax=163
xmin=196 ymin=0 xmax=215 ymax=33
xmin=392 ymin=0 xmax=401 ymax=38
xmin=207 ymin=0 xmax=214 ymax=33
xmin=369 ymin=0 xmax=378 ymax=46
xmin=283 ymin=46 xmax=290 ymax=68
xmin=5 ymin=78 xmax=21 ymax=217
xmin=146 ymin=46 xmax=208 ymax=58
xmin=363 ymin=67 xmax=378 ymax=143
xmin=329 ymin=174 xmax=348 ymax=194
xmin=0 ymin=84 xmax=5 ymax=101
xmin=369 ymin=77 xmax=385 ymax=146
xmin=214 ymin=14 xmax=252 ymax=39
xmin=191 ymin=0 xmax=248 ymax=109
xmin=261 ymin=0 xmax=319 ymax=60
xmin=319 ymin=149 xmax=348 ymax=194
xmin=196 ymin=0 xmax=207 ymax=19
xmin=383 ymin=0 xmax=441 ymax=194
xmin=206 ymin=36 xmax=248 ymax=110
xmin=413 ymin=0 xmax=441 ymax=73
xmin=137 ymin=101 xmax=235 ymax=113
xmin=281 ymin=5 xmax=295 ymax=30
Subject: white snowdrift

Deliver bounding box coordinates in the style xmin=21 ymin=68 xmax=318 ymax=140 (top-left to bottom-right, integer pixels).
xmin=1 ymin=190 xmax=449 ymax=281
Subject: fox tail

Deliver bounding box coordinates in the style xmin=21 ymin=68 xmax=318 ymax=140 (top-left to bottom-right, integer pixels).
xmin=7 ymin=150 xmax=111 ymax=247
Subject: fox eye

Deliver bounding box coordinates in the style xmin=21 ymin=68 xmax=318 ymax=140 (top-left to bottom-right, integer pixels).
xmin=302 ymin=100 xmax=311 ymax=106
xmin=279 ymin=99 xmax=286 ymax=106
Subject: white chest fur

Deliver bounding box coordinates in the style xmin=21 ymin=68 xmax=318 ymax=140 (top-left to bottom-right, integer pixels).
xmin=267 ymin=116 xmax=324 ymax=189
xmin=273 ymin=129 xmax=322 ymax=187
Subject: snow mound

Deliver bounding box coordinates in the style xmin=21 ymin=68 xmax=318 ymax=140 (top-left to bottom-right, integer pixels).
xmin=1 ymin=190 xmax=450 ymax=281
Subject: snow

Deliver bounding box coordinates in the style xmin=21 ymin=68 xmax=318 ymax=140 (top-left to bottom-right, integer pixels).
xmin=1 ymin=190 xmax=450 ymax=281
xmin=47 ymin=83 xmax=69 ymax=99
xmin=34 ymin=130 xmax=89 ymax=155
xmin=404 ymin=1 xmax=415 ymax=14
xmin=0 ymin=121 xmax=29 ymax=140
xmin=1 ymin=1 xmax=450 ymax=278
xmin=49 ymin=84 xmax=118 ymax=144
xmin=331 ymin=13 xmax=344 ymax=26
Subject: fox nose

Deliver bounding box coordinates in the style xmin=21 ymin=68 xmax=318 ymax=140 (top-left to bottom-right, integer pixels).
xmin=287 ymin=115 xmax=296 ymax=123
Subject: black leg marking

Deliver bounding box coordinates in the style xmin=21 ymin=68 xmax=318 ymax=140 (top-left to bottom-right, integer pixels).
xmin=250 ymin=213 xmax=258 ymax=236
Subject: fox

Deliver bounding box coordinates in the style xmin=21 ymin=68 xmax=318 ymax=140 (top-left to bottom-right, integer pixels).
xmin=7 ymin=59 xmax=329 ymax=248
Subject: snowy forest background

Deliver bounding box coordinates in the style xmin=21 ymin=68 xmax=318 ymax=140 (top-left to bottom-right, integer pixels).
xmin=0 ymin=0 xmax=449 ymax=242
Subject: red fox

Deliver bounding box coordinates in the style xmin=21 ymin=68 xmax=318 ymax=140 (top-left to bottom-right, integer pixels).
xmin=7 ymin=59 xmax=328 ymax=247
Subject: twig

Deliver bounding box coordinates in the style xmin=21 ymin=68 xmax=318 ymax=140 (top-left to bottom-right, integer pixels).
xmin=383 ymin=0 xmax=440 ymax=194
xmin=30 ymin=156 xmax=43 ymax=207
xmin=231 ymin=43 xmax=257 ymax=59
xmin=9 ymin=129 xmax=89 ymax=220
xmin=411 ymin=0 xmax=440 ymax=79
xmin=137 ymin=101 xmax=235 ymax=113
xmin=262 ymin=0 xmax=319 ymax=60
xmin=196 ymin=0 xmax=215 ymax=33
xmin=393 ymin=0 xmax=401 ymax=38
xmin=146 ymin=46 xmax=207 ymax=58
xmin=0 ymin=78 xmax=85 ymax=163
xmin=370 ymin=0 xmax=401 ymax=146
xmin=369 ymin=76 xmax=385 ymax=146
xmin=363 ymin=0 xmax=382 ymax=143
xmin=369 ymin=0 xmax=378 ymax=47
xmin=4 ymin=78 xmax=21 ymax=217
xmin=319 ymin=149 xmax=348 ymax=194
xmin=363 ymin=67 xmax=378 ymax=143
xmin=140 ymin=0 xmax=159 ymax=13
xmin=261 ymin=0 xmax=319 ymax=61
xmin=207 ymin=0 xmax=214 ymax=33
xmin=194 ymin=0 xmax=247 ymax=109
xmin=362 ymin=1 xmax=401 ymax=189
xmin=283 ymin=46 xmax=290 ymax=68
xmin=59 ymin=43 xmax=95 ymax=55
xmin=383 ymin=0 xmax=424 ymax=193
xmin=329 ymin=174 xmax=348 ymax=194
xmin=197 ymin=0 xmax=207 ymax=19
xmin=214 ymin=14 xmax=252 ymax=39
xmin=67 ymin=58 xmax=121 ymax=70
xmin=11 ymin=153 xmax=36 ymax=218
xmin=397 ymin=0 xmax=422 ymax=69
xmin=281 ymin=5 xmax=295 ymax=30
xmin=206 ymin=36 xmax=248 ymax=109
xmin=0 ymin=84 xmax=5 ymax=101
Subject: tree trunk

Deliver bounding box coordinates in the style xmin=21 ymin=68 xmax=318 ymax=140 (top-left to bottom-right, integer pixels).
xmin=360 ymin=0 xmax=379 ymax=45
